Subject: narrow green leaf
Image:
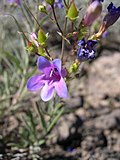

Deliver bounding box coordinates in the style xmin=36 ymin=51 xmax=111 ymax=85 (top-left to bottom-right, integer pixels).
xmin=47 ymin=108 xmax=64 ymax=133
xmin=2 ymin=51 xmax=23 ymax=71
xmin=36 ymin=102 xmax=47 ymax=133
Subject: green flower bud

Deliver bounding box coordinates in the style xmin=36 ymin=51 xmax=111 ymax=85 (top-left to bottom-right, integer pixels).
xmin=39 ymin=5 xmax=47 ymax=14
xmin=69 ymin=60 xmax=79 ymax=73
xmin=67 ymin=1 xmax=79 ymax=21
xmin=38 ymin=46 xmax=46 ymax=56
xmin=26 ymin=42 xmax=37 ymax=53
xmin=38 ymin=47 xmax=50 ymax=59
xmin=45 ymin=0 xmax=54 ymax=5
xmin=38 ymin=29 xmax=48 ymax=46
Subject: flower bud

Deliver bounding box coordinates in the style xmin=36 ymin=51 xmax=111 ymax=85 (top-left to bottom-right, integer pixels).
xmin=38 ymin=29 xmax=48 ymax=46
xmin=26 ymin=42 xmax=37 ymax=53
xmin=69 ymin=60 xmax=79 ymax=73
xmin=39 ymin=5 xmax=47 ymax=14
xmin=83 ymin=0 xmax=102 ymax=26
xmin=67 ymin=0 xmax=78 ymax=21
xmin=102 ymin=3 xmax=120 ymax=29
xmin=45 ymin=0 xmax=54 ymax=5
xmin=38 ymin=46 xmax=46 ymax=56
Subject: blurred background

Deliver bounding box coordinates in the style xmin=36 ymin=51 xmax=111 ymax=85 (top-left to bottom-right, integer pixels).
xmin=0 ymin=0 xmax=120 ymax=159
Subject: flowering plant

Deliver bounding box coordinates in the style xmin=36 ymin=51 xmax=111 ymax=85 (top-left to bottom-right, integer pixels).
xmin=26 ymin=0 xmax=120 ymax=102
xmin=3 ymin=0 xmax=120 ymax=148
xmin=25 ymin=0 xmax=120 ymax=146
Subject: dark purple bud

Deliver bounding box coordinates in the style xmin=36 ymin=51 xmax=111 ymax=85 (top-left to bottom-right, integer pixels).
xmin=103 ymin=2 xmax=120 ymax=29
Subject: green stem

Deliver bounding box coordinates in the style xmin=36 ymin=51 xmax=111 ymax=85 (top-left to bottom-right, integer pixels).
xmin=51 ymin=4 xmax=63 ymax=34
xmin=24 ymin=3 xmax=41 ymax=28
xmin=44 ymin=47 xmax=51 ymax=59
xmin=63 ymin=0 xmax=68 ymax=8
xmin=71 ymin=21 xmax=74 ymax=33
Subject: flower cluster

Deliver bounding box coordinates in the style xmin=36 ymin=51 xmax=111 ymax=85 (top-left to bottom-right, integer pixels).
xmin=79 ymin=1 xmax=120 ymax=62
xmin=26 ymin=0 xmax=120 ymax=102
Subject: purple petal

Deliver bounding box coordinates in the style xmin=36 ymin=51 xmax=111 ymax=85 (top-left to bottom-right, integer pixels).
xmin=41 ymin=83 xmax=54 ymax=101
xmin=27 ymin=74 xmax=44 ymax=91
xmin=55 ymin=77 xmax=68 ymax=98
xmin=52 ymin=59 xmax=61 ymax=74
xmin=37 ymin=56 xmax=51 ymax=74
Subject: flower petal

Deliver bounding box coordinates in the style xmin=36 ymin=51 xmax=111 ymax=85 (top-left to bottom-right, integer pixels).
xmin=41 ymin=83 xmax=54 ymax=101
xmin=37 ymin=56 xmax=51 ymax=74
xmin=52 ymin=59 xmax=61 ymax=74
xmin=55 ymin=77 xmax=68 ymax=98
xmin=27 ymin=74 xmax=44 ymax=91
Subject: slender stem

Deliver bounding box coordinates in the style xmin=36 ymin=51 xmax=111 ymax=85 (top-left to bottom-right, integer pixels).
xmin=44 ymin=47 xmax=51 ymax=58
xmin=51 ymin=4 xmax=63 ymax=34
xmin=61 ymin=36 xmax=65 ymax=62
xmin=24 ymin=3 xmax=41 ymax=28
xmin=71 ymin=21 xmax=74 ymax=33
xmin=63 ymin=0 xmax=68 ymax=8
xmin=61 ymin=17 xmax=67 ymax=62
xmin=35 ymin=0 xmax=40 ymax=29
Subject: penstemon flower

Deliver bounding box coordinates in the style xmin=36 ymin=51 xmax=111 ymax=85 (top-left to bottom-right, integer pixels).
xmin=27 ymin=56 xmax=68 ymax=101
xmin=77 ymin=38 xmax=97 ymax=61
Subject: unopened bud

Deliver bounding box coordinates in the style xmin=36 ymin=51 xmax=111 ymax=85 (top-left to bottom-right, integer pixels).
xmin=67 ymin=0 xmax=79 ymax=21
xmin=83 ymin=0 xmax=102 ymax=26
xmin=69 ymin=60 xmax=79 ymax=73
xmin=38 ymin=29 xmax=48 ymax=46
xmin=39 ymin=5 xmax=47 ymax=14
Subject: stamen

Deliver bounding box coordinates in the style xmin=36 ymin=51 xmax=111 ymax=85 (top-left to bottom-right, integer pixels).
xmin=50 ymin=69 xmax=53 ymax=77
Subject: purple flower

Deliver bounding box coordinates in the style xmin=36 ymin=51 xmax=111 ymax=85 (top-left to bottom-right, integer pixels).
xmin=27 ymin=56 xmax=68 ymax=101
xmin=54 ymin=0 xmax=63 ymax=8
xmin=96 ymin=2 xmax=120 ymax=37
xmin=103 ymin=2 xmax=120 ymax=29
xmin=77 ymin=38 xmax=97 ymax=61
xmin=83 ymin=0 xmax=102 ymax=26
xmin=8 ymin=0 xmax=21 ymax=5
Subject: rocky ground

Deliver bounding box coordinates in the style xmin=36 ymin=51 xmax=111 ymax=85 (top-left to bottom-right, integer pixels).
xmin=0 ymin=51 xmax=120 ymax=160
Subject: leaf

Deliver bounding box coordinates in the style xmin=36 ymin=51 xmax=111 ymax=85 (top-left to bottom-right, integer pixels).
xmin=47 ymin=108 xmax=64 ymax=133
xmin=2 ymin=51 xmax=23 ymax=72
xmin=36 ymin=102 xmax=47 ymax=133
